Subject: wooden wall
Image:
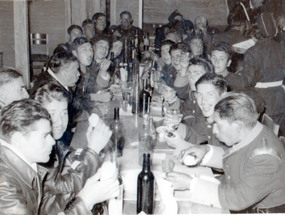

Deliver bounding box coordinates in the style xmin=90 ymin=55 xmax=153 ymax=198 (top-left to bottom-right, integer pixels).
xmin=0 ymin=1 xmax=15 ymax=67
xmin=29 ymin=0 xmax=67 ymax=56
xmin=110 ymin=0 xmax=228 ymax=27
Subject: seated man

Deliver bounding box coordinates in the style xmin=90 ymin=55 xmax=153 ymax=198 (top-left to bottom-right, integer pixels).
xmin=210 ymin=41 xmax=248 ymax=90
xmin=171 ymin=42 xmax=192 ymax=100
xmin=71 ymin=37 xmax=94 ymax=74
xmin=82 ymin=19 xmax=95 ymax=41
xmin=155 ymin=10 xmax=194 ymax=51
xmin=73 ymin=36 xmax=112 ymax=119
xmin=66 ymin=25 xmax=83 ymax=49
xmin=92 ymin=13 xmax=108 ymax=37
xmin=0 ymin=99 xmax=119 ymax=214
xmin=165 ymin=73 xmax=229 ymax=152
xmin=167 ymin=92 xmax=285 ymax=213
xmin=180 ymin=58 xmax=212 ymax=126
xmin=159 ymin=40 xmax=176 ymax=88
xmin=210 ymin=41 xmax=265 ymax=114
xmin=0 ymin=67 xmax=29 ymax=110
xmin=194 ymin=15 xmax=218 ymax=48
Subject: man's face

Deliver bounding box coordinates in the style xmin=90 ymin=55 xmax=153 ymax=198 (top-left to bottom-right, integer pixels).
xmin=187 ymin=65 xmax=206 ymax=91
xmin=43 ymin=99 xmax=68 ymax=140
xmin=120 ymin=14 xmax=132 ymax=28
xmin=171 ymin=49 xmax=182 ymax=70
xmin=190 ymin=38 xmax=203 ymax=56
xmin=161 ymin=44 xmax=172 ymax=65
xmin=111 ymin=41 xmax=123 ymax=58
xmin=60 ymin=61 xmax=80 ymax=87
xmin=96 ymin=16 xmax=107 ymax=32
xmin=162 ymin=86 xmax=176 ymax=102
xmin=94 ymin=40 xmax=109 ymax=60
xmin=76 ymin=42 xmax=94 ymax=66
xmin=18 ymin=119 xmax=55 ymax=164
xmin=195 ymin=83 xmax=222 ymax=118
xmin=83 ymin=24 xmax=95 ymax=40
xmin=179 ymin=51 xmax=191 ymax=69
xmin=212 ymin=112 xmax=240 ymax=146
xmin=211 ymin=50 xmax=231 ymax=76
xmin=69 ymin=28 xmax=83 ymax=43
xmin=0 ymin=77 xmax=29 ymax=106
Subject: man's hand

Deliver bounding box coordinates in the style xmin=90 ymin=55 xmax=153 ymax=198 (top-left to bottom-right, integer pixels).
xmin=78 ymin=169 xmax=120 ymax=210
xmin=86 ymin=118 xmax=112 ymax=154
xmin=99 ymin=59 xmax=111 ymax=79
xmin=166 ymin=172 xmax=192 ymax=191
xmin=179 ymin=145 xmax=210 ymax=166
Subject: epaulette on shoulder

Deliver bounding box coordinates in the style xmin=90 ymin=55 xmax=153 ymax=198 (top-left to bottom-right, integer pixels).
xmin=249 ymin=138 xmax=282 ymax=161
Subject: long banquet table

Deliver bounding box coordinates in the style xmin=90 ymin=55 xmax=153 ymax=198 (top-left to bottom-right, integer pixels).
xmin=70 ymin=100 xmax=229 ymax=214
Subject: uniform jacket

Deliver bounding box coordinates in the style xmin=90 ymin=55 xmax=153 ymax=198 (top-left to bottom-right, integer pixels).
xmin=190 ymin=122 xmax=285 ymax=211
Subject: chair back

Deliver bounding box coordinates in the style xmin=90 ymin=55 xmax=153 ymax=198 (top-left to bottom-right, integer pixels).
xmin=30 ymin=33 xmax=49 ymax=56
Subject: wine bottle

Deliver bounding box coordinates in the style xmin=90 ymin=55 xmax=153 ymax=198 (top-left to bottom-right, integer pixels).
xmin=110 ymin=107 xmax=125 ymax=157
xmin=139 ymin=79 xmax=151 ymax=116
xmin=108 ymin=150 xmax=124 ymax=215
xmin=113 ymin=59 xmax=121 ymax=84
xmin=137 ymin=153 xmax=154 ymax=214
xmin=132 ymin=72 xmax=140 ymax=114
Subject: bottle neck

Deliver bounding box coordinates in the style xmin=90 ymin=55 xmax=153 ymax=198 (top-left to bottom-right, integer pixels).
xmin=114 ymin=107 xmax=120 ymax=120
xmin=142 ymin=154 xmax=151 ymax=172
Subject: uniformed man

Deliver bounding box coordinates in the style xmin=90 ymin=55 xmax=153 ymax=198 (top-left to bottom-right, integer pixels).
xmin=166 ymin=92 xmax=285 ymax=213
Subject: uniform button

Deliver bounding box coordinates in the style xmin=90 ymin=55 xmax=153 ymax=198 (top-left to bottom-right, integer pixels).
xmin=208 ymin=135 xmax=211 ymax=139
xmin=227 ymin=176 xmax=230 ymax=180
xmin=193 ymin=110 xmax=195 ymax=113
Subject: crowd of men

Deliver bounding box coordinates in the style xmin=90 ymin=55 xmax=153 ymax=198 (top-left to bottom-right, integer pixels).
xmin=0 ymin=0 xmax=284 ymax=213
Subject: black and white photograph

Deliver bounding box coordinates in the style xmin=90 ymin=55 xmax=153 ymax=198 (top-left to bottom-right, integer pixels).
xmin=0 ymin=0 xmax=284 ymax=214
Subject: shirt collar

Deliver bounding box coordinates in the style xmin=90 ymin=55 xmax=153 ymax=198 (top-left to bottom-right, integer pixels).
xmin=224 ymin=122 xmax=263 ymax=157
xmin=0 ymin=138 xmax=38 ymax=172
xmin=47 ymin=68 xmax=69 ymax=91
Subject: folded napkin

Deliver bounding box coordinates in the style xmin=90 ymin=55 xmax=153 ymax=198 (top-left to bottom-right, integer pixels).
xmin=154 ymin=172 xmax=178 ymax=215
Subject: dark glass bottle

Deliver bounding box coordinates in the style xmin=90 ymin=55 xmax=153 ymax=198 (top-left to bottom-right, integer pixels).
xmin=113 ymin=59 xmax=121 ymax=84
xmin=110 ymin=108 xmax=125 ymax=157
xmin=137 ymin=153 xmax=154 ymax=214
xmin=139 ymin=79 xmax=151 ymax=116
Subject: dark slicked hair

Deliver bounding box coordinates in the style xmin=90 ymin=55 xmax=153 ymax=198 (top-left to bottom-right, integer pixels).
xmin=71 ymin=37 xmax=91 ymax=50
xmin=214 ymin=92 xmax=259 ymax=128
xmin=0 ymin=99 xmax=51 ymax=140
xmin=82 ymin=19 xmax=93 ymax=28
xmin=67 ymin=25 xmax=83 ymax=35
xmin=92 ymin=12 xmax=106 ymax=23
xmin=189 ymin=57 xmax=214 ymax=73
xmin=210 ymin=41 xmax=232 ymax=59
xmin=0 ymin=67 xmax=23 ymax=87
xmin=160 ymin=40 xmax=175 ymax=49
xmin=91 ymin=35 xmax=110 ymax=47
xmin=33 ymin=82 xmax=69 ymax=105
xmin=170 ymin=42 xmax=190 ymax=54
xmin=120 ymin=11 xmax=132 ymax=19
xmin=48 ymin=50 xmax=77 ymax=74
xmin=195 ymin=73 xmax=228 ymax=94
